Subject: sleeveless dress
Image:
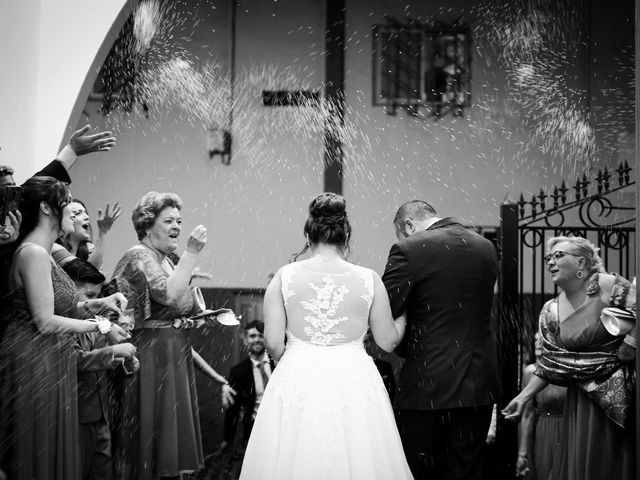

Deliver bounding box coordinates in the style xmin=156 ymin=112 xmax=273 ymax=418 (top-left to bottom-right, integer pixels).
xmin=0 ymin=243 xmax=81 ymax=480
xmin=110 ymin=245 xmax=203 ymax=480
xmin=239 ymin=262 xmax=413 ymax=480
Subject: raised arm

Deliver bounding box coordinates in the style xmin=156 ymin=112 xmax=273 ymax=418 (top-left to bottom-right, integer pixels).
xmin=33 ymin=126 xmax=116 ymax=183
xmin=56 ymin=124 xmax=116 ymax=172
xmin=369 ymin=271 xmax=406 ymax=353
xmin=89 ymin=202 xmax=122 ymax=269
xmin=263 ymin=268 xmax=287 ymax=361
xmin=144 ymin=225 xmax=207 ymax=307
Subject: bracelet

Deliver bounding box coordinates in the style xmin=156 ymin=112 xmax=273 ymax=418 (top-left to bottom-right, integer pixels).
xmin=94 ymin=317 xmax=112 ymax=335
xmin=517 ymin=452 xmax=528 ymax=458
xmin=623 ymin=335 xmax=636 ymax=348
xmin=83 ymin=301 xmax=91 ymax=318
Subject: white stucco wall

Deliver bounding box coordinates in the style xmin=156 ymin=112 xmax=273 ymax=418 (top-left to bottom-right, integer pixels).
xmin=0 ymin=0 xmax=129 ymax=183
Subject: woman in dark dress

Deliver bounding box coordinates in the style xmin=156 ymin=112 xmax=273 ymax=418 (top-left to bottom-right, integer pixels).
xmin=111 ymin=191 xmax=220 ymax=480
xmin=503 ymin=236 xmax=635 ymax=480
xmin=0 ymin=177 xmax=128 ymax=480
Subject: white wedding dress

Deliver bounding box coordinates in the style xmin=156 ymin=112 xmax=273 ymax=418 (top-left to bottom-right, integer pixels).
xmin=240 ymin=262 xmax=413 ymax=480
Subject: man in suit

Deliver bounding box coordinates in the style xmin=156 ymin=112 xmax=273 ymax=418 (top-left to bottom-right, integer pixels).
xmin=220 ymin=320 xmax=275 ymax=452
xmin=63 ymin=258 xmax=138 ymax=480
xmin=382 ymin=200 xmax=500 ymax=480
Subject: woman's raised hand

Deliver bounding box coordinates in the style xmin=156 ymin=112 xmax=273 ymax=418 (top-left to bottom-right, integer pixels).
xmin=96 ymin=202 xmax=122 ymax=235
xmin=186 ymin=225 xmax=207 ymax=255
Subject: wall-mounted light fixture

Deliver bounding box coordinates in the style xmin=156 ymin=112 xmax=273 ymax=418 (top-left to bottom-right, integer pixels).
xmin=207 ymin=127 xmax=232 ymax=166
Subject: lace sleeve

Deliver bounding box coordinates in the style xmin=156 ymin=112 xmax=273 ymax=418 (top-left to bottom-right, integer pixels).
xmin=134 ymin=251 xmax=192 ymax=311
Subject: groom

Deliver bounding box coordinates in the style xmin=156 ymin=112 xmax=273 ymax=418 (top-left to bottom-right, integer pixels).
xmin=382 ymin=200 xmax=500 ymax=480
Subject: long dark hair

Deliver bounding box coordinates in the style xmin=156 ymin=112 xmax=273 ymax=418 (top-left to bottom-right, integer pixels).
xmin=18 ymin=176 xmax=72 ymax=240
xmin=291 ymin=192 xmax=352 ymax=261
xmin=0 ymin=176 xmax=71 ymax=297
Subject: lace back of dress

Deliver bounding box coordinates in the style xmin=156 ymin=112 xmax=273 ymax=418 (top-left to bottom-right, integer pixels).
xmin=281 ymin=263 xmax=373 ymax=346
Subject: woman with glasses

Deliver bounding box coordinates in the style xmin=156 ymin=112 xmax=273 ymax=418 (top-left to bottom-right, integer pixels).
xmin=502 ymin=236 xmax=636 ymax=480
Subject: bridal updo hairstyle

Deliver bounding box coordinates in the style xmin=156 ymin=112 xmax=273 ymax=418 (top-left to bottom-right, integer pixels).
xmin=293 ymin=192 xmax=351 ymax=261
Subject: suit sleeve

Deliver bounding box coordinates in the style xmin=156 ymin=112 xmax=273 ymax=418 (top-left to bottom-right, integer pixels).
xmin=382 ymin=243 xmax=412 ymax=319
xmin=75 ymin=334 xmax=115 ymax=372
xmin=224 ymin=365 xmax=243 ymax=443
xmin=32 ymin=160 xmax=72 ymax=183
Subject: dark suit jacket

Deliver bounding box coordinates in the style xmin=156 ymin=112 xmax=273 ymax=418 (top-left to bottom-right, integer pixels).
xmin=34 ymin=159 xmax=72 ymax=183
xmin=75 ymin=332 xmax=114 ymax=424
xmin=382 ymin=217 xmax=500 ymax=411
xmin=223 ymin=356 xmax=275 ymax=444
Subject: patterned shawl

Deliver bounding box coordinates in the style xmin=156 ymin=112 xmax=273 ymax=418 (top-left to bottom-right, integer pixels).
xmin=535 ymin=274 xmax=635 ymax=428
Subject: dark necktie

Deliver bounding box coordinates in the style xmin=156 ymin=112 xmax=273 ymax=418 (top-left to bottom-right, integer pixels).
xmin=258 ymin=360 xmax=270 ymax=389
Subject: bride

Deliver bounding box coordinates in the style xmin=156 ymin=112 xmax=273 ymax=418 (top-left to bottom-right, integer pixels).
xmin=240 ymin=193 xmax=413 ymax=480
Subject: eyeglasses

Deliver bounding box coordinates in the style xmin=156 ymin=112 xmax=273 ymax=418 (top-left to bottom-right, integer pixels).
xmin=543 ymin=250 xmax=581 ymax=264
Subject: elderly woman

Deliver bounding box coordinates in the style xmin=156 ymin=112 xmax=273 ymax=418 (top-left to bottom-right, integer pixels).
xmin=110 ymin=191 xmax=224 ymax=480
xmin=503 ymin=236 xmax=636 ymax=480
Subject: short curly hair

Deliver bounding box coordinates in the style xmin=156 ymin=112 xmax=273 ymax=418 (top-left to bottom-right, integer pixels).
xmin=131 ymin=191 xmax=183 ymax=240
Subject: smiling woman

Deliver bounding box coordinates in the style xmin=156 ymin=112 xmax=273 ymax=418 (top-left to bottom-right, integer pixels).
xmin=108 ymin=191 xmax=217 ymax=479
xmin=55 ymin=198 xmax=122 ymax=270
xmin=503 ymin=235 xmax=636 ymax=480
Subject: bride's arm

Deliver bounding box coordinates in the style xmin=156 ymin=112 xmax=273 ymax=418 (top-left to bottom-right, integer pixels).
xmin=369 ymin=272 xmax=406 ymax=352
xmin=263 ymin=268 xmax=286 ymax=361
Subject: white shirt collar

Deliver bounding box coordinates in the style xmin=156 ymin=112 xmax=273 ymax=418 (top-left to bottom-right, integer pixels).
xmin=423 ymin=216 xmax=441 ymax=230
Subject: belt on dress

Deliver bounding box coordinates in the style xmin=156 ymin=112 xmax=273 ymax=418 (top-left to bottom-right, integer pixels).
xmin=534 ymin=408 xmax=563 ymax=417
xmin=141 ymin=319 xmax=176 ymax=329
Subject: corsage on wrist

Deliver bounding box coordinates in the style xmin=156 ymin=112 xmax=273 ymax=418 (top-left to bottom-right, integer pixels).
xmin=93 ymin=316 xmax=112 ymax=335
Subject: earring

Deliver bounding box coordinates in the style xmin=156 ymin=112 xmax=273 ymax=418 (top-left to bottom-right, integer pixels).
xmin=576 ymin=270 xmax=584 ymax=279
